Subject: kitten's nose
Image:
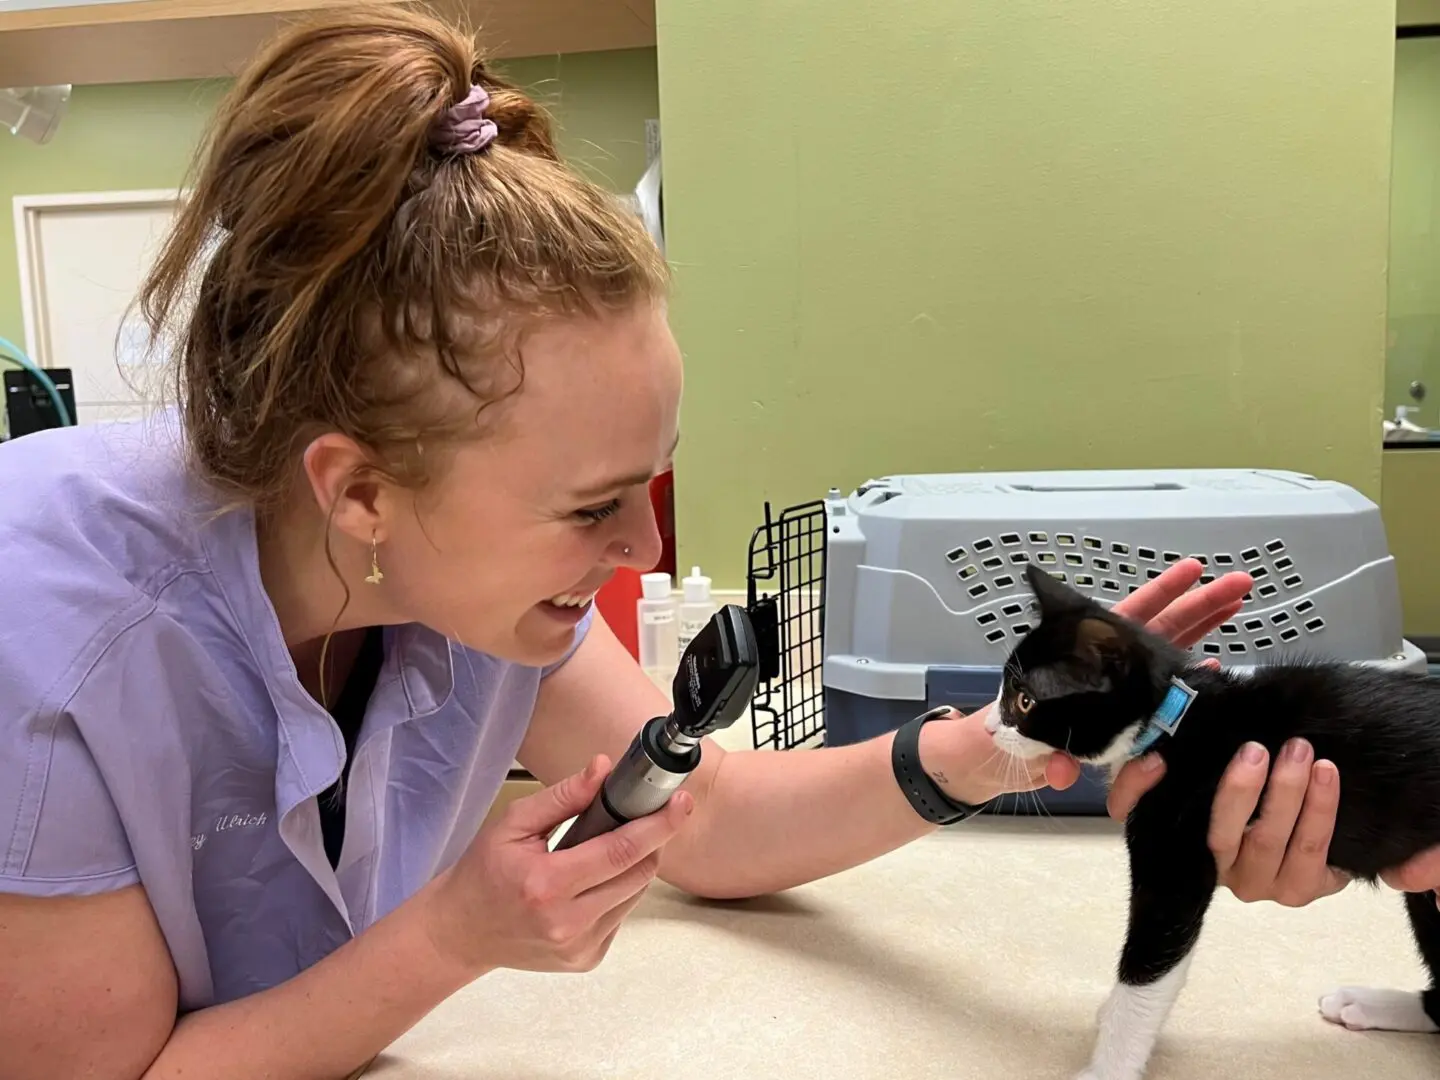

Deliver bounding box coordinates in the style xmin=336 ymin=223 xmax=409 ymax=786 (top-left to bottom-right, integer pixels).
xmin=984 ymin=709 xmax=1001 ymax=734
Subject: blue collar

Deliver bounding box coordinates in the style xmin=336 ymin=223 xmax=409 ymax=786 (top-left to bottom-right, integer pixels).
xmin=1129 ymin=676 xmax=1198 ymax=758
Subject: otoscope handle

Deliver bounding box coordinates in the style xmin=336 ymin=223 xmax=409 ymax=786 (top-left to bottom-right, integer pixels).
xmin=550 ymin=716 xmax=700 ymax=851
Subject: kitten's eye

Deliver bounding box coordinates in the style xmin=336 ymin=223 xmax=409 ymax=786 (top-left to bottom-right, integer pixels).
xmin=1015 ymin=691 xmax=1035 ymax=715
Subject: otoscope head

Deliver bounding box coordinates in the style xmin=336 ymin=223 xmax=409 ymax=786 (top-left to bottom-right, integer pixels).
xmin=669 ymin=604 xmax=761 ymax=739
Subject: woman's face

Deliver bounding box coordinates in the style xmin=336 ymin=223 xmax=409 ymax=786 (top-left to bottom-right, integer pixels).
xmin=379 ymin=302 xmax=683 ymax=667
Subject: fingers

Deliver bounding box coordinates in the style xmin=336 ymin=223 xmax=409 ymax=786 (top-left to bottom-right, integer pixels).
xmin=1168 ymin=601 xmax=1244 ymax=650
xmin=1222 ymin=739 xmax=1315 ymax=900
xmin=1145 ymin=575 xmax=1252 ymax=644
xmin=574 ymin=851 xmax=664 ymax=923
xmin=1044 ymin=752 xmax=1082 ymax=792
xmin=1113 ymin=559 xmax=1205 ymax=624
xmin=1382 ymin=844 xmax=1440 ymax=894
xmin=1207 ymin=742 xmax=1269 ymax=879
xmin=502 ymin=755 xmax=611 ymax=837
xmin=1270 ymin=760 xmax=1347 ymax=907
xmin=1105 ymin=753 xmax=1167 ymax=820
xmin=556 ymin=789 xmax=694 ymax=895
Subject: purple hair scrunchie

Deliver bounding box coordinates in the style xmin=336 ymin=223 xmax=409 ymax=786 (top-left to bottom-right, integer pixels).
xmin=429 ymin=83 xmax=499 ymax=156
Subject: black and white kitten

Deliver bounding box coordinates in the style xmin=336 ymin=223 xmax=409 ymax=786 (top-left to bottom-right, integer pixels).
xmin=988 ymin=563 xmax=1440 ymax=1080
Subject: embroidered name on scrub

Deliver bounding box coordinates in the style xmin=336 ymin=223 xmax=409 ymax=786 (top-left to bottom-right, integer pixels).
xmin=192 ymin=811 xmax=270 ymax=850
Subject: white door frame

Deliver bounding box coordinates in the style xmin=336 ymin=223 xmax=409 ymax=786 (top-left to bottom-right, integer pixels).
xmin=12 ymin=187 xmax=185 ymax=367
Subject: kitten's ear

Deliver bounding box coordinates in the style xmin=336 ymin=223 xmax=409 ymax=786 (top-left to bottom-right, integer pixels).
xmin=1073 ymin=616 xmax=1134 ymax=673
xmin=1025 ymin=563 xmax=1089 ymax=615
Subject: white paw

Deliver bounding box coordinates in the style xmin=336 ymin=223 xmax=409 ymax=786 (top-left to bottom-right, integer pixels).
xmin=1318 ymin=986 xmax=1439 ymax=1034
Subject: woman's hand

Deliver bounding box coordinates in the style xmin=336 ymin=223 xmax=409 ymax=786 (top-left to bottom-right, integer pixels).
xmin=423 ymin=754 xmax=693 ymax=977
xmin=1111 ymin=742 xmax=1440 ymax=909
xmin=921 ymin=558 xmax=1252 ymax=805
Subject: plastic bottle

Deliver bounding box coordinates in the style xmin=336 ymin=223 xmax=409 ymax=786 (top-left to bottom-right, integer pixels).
xmin=677 ymin=565 xmax=716 ymax=654
xmin=637 ymin=571 xmax=679 ymax=692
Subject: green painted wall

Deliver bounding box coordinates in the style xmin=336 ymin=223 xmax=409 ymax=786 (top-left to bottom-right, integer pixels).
xmin=657 ymin=0 xmax=1396 ymax=587
xmin=1386 ymin=36 xmax=1440 ymax=425
xmin=0 ymin=47 xmax=659 ymax=360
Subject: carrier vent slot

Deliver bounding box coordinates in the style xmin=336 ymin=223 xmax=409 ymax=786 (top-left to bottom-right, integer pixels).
xmin=1243 ymin=619 xmax=1264 ymax=632
xmin=974 ymin=537 xmax=995 ymax=552
xmin=958 ymin=565 xmax=979 ymax=581
xmin=1137 ymin=546 xmax=1157 ymax=561
xmin=1002 ymin=603 xmax=1024 ymax=617
xmin=1065 ymin=553 xmax=1085 ymax=566
xmin=1283 ymin=574 xmax=1303 ymax=589
xmin=994 ymin=575 xmax=1016 ymax=589
xmin=1200 ymin=574 xmax=1216 ymax=585
xmin=1074 ymin=574 xmax=1095 ymax=588
xmin=1306 ymin=617 xmax=1326 ymax=633
xmin=1219 ymin=623 xmax=1239 ymax=636
xmin=1202 ymin=642 xmax=1222 ymax=655
xmin=1228 ymin=642 xmax=1247 ymax=654
xmin=1254 ymin=636 xmax=1275 ymax=651
xmin=1000 ymin=532 xmax=1022 ymax=546
xmin=1163 ymin=551 xmax=1181 ymax=563
xmin=1295 ymin=599 xmax=1315 ymax=614
xmin=1214 ymin=553 xmax=1236 ymax=566
xmin=1029 ymin=531 xmax=1049 ymax=544
xmin=1084 ymin=536 xmax=1103 ymax=550
xmin=1111 ymin=542 xmax=1131 ymax=556
xmin=986 ymin=629 xmax=1006 ymax=643
xmin=1274 ymin=556 xmax=1294 ymax=572
xmin=1056 ymin=533 xmax=1076 ymax=547
xmin=983 ymin=556 xmax=1004 ymax=571
xmin=1250 ymin=565 xmax=1269 ymax=580
xmin=976 ymin=612 xmax=998 ymax=626
xmin=1010 ymin=552 xmax=1031 ymax=565
xmin=1256 ymin=583 xmax=1278 ymax=599
xmin=1036 ymin=551 xmax=1057 ymax=565
xmin=969 ymin=583 xmax=989 ymax=598
xmin=1101 ymin=580 xmax=1121 ymax=593
xmin=1281 ymin=627 xmax=1300 ymax=642
xmin=1118 ymin=563 xmax=1138 ymax=577
xmin=946 ymin=546 xmax=968 ymax=563
xmin=1265 ymin=539 xmax=1286 ymax=554
xmin=1241 ymin=547 xmax=1262 ymax=563
xmin=1270 ymin=611 xmax=1291 ymax=625
xmin=1190 ymin=554 xmax=1210 ymax=566
xmin=1146 ymin=568 xmax=1162 ymax=580
xmin=1011 ymin=623 xmax=1031 ymax=636
xmin=1092 ymin=557 xmax=1111 ymax=572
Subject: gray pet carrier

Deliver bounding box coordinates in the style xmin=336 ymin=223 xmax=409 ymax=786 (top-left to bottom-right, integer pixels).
xmin=745 ymin=468 xmax=1425 ymax=815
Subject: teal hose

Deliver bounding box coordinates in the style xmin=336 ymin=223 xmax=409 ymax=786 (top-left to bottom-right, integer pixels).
xmin=0 ymin=334 xmax=73 ymax=428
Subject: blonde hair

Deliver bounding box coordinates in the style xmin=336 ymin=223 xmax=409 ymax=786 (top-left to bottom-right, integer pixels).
xmin=138 ymin=6 xmax=669 ymax=515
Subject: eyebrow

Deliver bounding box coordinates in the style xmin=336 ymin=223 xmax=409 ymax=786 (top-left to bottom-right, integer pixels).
xmin=570 ymin=431 xmax=680 ymax=501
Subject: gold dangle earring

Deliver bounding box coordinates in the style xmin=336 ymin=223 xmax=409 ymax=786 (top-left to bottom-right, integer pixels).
xmin=365 ymin=532 xmax=384 ymax=585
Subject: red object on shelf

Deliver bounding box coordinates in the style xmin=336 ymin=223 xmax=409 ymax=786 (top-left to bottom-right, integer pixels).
xmin=594 ymin=469 xmax=676 ymax=660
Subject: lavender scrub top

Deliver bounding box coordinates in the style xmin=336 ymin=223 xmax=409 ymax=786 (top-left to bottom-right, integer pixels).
xmin=0 ymin=414 xmax=592 ymax=1011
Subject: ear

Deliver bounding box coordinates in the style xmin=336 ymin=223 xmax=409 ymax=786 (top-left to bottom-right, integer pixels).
xmin=1073 ymin=616 xmax=1133 ymax=673
xmin=1025 ymin=563 xmax=1090 ymax=615
xmin=300 ymin=433 xmax=395 ymax=545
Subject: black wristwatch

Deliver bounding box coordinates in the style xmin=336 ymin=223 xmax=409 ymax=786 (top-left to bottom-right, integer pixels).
xmin=891 ymin=706 xmax=991 ymax=825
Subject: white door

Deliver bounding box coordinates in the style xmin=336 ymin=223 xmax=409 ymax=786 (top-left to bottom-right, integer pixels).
xmin=14 ymin=190 xmax=181 ymax=424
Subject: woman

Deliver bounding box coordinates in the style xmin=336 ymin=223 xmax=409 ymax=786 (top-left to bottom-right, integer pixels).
xmin=1 ymin=9 xmax=1430 ymax=1079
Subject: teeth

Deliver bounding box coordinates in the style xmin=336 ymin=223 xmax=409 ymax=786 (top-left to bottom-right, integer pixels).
xmin=548 ymin=592 xmax=596 ymax=608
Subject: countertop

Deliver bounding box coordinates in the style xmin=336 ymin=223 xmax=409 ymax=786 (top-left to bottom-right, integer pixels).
xmin=360 ymin=817 xmax=1439 ymax=1080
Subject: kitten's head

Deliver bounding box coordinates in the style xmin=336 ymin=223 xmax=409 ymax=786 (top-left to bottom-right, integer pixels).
xmin=986 ymin=564 xmax=1192 ymax=767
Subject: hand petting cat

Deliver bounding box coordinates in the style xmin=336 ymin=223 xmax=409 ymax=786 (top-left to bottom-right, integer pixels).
xmin=917 ymin=558 xmax=1249 ymax=807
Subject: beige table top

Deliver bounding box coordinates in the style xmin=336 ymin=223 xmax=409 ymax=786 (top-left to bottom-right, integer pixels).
xmin=363 ymin=817 xmax=1439 ymax=1080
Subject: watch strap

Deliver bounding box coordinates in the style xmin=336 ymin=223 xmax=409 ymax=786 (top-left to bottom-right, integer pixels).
xmin=891 ymin=706 xmax=990 ymax=825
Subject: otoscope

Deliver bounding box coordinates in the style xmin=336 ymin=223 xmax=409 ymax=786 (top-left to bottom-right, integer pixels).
xmin=551 ymin=603 xmax=761 ymax=851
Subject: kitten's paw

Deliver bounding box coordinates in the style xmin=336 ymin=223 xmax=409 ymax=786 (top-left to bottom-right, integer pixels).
xmin=1318 ymin=986 xmax=1440 ymax=1034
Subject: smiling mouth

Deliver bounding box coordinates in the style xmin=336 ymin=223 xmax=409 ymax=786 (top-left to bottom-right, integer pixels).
xmin=545 ymin=591 xmax=598 ymax=609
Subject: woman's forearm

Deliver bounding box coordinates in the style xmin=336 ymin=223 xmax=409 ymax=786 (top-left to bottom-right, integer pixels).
xmin=662 ymin=732 xmax=942 ymax=900
xmin=142 ymin=875 xmax=478 ymax=1080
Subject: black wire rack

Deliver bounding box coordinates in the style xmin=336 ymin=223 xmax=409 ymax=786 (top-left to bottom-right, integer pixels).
xmin=745 ymin=499 xmax=828 ymax=750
